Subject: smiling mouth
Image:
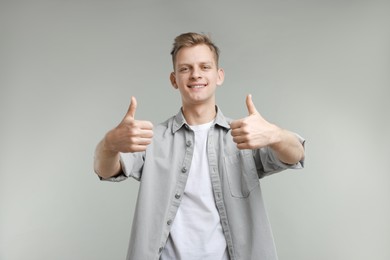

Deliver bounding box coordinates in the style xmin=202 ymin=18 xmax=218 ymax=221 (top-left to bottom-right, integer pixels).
xmin=188 ymin=84 xmax=207 ymax=89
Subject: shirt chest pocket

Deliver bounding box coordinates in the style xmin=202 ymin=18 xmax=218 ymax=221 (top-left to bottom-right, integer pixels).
xmin=223 ymin=151 xmax=260 ymax=198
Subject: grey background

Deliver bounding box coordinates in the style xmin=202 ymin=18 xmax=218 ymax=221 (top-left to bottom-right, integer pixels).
xmin=1 ymin=1 xmax=389 ymax=259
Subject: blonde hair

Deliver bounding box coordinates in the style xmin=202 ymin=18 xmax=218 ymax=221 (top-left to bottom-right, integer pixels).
xmin=170 ymin=32 xmax=220 ymax=68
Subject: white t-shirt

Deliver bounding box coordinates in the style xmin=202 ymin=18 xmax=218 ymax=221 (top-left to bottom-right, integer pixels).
xmin=161 ymin=121 xmax=229 ymax=260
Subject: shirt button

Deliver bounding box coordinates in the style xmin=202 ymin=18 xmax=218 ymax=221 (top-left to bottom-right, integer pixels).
xmin=158 ymin=247 xmax=163 ymax=253
xmin=167 ymin=219 xmax=173 ymax=225
xmin=175 ymin=193 xmax=181 ymax=199
xmin=181 ymin=167 xmax=187 ymax=173
xmin=186 ymin=140 xmax=192 ymax=147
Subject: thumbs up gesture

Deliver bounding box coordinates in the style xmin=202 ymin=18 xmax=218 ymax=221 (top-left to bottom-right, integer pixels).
xmin=230 ymin=94 xmax=280 ymax=150
xmin=104 ymin=96 xmax=154 ymax=153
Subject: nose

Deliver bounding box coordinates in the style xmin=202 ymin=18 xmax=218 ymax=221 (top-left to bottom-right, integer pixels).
xmin=190 ymin=67 xmax=202 ymax=79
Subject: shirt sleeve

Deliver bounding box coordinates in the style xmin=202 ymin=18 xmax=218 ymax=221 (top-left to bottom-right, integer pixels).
xmin=254 ymin=133 xmax=305 ymax=179
xmin=99 ymin=151 xmax=145 ymax=182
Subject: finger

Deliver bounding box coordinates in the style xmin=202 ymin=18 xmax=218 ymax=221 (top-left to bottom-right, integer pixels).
xmin=133 ymin=137 xmax=153 ymax=146
xmin=126 ymin=96 xmax=137 ymax=119
xmin=229 ymin=119 xmax=243 ymax=130
xmin=136 ymin=120 xmax=154 ymax=130
xmin=138 ymin=129 xmax=154 ymax=138
xmin=230 ymin=128 xmax=244 ymax=137
xmin=232 ymin=135 xmax=247 ymax=144
xmin=246 ymin=94 xmax=258 ymax=115
xmin=128 ymin=144 xmax=150 ymax=153
xmin=236 ymin=142 xmax=250 ymax=150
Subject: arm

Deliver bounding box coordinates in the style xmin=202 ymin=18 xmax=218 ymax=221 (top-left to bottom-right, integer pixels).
xmin=230 ymin=95 xmax=304 ymax=164
xmin=268 ymin=128 xmax=304 ymax=165
xmin=94 ymin=96 xmax=153 ymax=179
xmin=94 ymin=137 xmax=121 ymax=179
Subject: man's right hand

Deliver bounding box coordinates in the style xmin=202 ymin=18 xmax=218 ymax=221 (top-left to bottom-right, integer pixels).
xmin=103 ymin=96 xmax=154 ymax=153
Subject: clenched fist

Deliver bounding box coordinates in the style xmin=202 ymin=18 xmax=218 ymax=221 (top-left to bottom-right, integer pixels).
xmin=104 ymin=96 xmax=154 ymax=153
xmin=230 ymin=94 xmax=280 ymax=150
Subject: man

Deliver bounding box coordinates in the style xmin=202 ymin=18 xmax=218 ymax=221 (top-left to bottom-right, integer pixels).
xmin=94 ymin=32 xmax=305 ymax=260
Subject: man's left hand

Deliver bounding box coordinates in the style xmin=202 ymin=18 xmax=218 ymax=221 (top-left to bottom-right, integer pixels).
xmin=230 ymin=94 xmax=281 ymax=150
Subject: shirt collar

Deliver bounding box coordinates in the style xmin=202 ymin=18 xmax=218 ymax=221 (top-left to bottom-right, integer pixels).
xmin=172 ymin=106 xmax=231 ymax=133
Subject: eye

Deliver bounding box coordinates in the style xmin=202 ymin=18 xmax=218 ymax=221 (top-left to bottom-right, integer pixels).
xmin=179 ymin=67 xmax=189 ymax=72
xmin=202 ymin=65 xmax=212 ymax=70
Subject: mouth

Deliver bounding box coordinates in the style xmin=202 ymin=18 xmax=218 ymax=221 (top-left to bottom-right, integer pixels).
xmin=187 ymin=83 xmax=207 ymax=89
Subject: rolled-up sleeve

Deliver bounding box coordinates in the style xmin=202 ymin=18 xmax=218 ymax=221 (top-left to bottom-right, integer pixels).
xmin=254 ymin=134 xmax=305 ymax=178
xmin=99 ymin=151 xmax=145 ymax=182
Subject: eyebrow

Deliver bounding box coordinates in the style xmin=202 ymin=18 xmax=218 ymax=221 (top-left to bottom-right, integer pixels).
xmin=177 ymin=61 xmax=214 ymax=67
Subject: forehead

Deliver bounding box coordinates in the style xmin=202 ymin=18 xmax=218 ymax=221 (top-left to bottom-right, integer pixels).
xmin=175 ymin=44 xmax=216 ymax=65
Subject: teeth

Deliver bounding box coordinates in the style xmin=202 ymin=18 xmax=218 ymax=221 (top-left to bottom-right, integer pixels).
xmin=189 ymin=85 xmax=205 ymax=89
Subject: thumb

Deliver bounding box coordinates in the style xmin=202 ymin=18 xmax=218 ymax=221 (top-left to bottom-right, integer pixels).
xmin=125 ymin=96 xmax=137 ymax=119
xmin=246 ymin=94 xmax=258 ymax=115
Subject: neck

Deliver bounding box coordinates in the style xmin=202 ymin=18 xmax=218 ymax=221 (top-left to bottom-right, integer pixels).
xmin=182 ymin=103 xmax=216 ymax=126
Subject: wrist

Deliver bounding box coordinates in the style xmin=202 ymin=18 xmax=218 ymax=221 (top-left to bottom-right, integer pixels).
xmin=102 ymin=131 xmax=118 ymax=155
xmin=269 ymin=126 xmax=283 ymax=149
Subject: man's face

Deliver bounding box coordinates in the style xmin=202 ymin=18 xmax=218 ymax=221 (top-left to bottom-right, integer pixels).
xmin=170 ymin=44 xmax=224 ymax=107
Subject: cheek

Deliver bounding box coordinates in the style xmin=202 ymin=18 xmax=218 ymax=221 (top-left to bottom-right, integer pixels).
xmin=212 ymin=75 xmax=221 ymax=85
xmin=175 ymin=75 xmax=187 ymax=85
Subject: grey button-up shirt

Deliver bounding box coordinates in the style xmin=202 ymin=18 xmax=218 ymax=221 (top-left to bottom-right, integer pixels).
xmin=102 ymin=107 xmax=305 ymax=260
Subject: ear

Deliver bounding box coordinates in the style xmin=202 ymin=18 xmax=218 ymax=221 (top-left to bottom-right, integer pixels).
xmin=216 ymin=68 xmax=225 ymax=86
xmin=170 ymin=72 xmax=178 ymax=89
